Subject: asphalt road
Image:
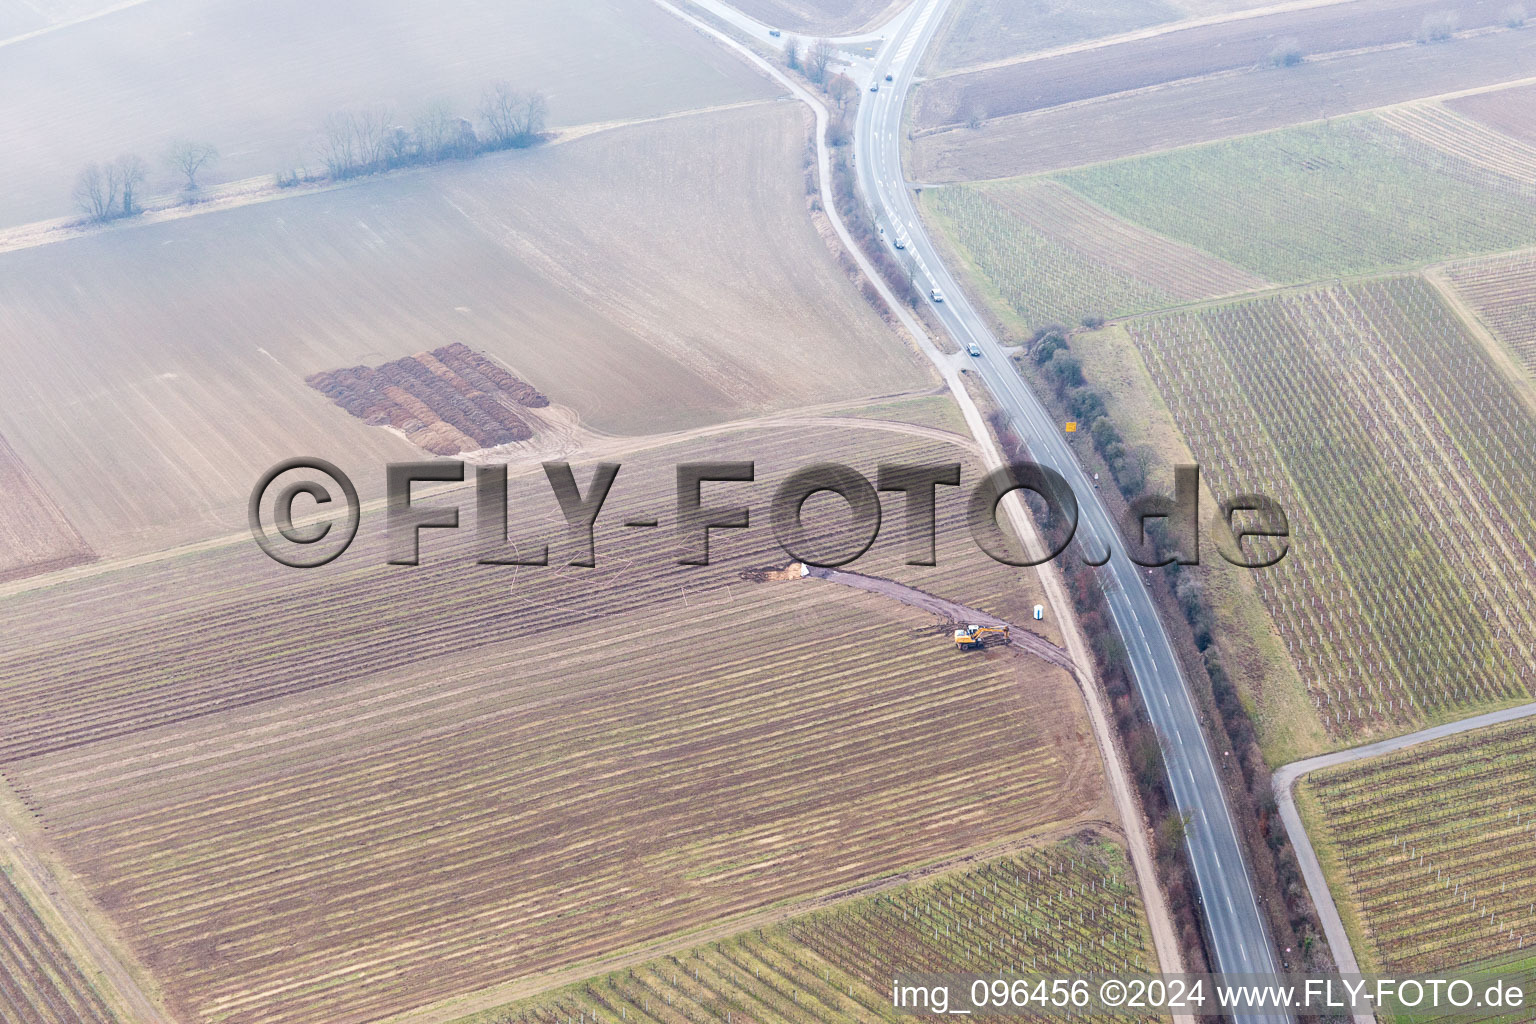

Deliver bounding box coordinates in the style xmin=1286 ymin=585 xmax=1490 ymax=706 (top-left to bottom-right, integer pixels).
xmin=851 ymin=1 xmax=1290 ymax=1015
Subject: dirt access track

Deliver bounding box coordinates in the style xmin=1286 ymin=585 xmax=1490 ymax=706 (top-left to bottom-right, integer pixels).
xmin=801 ymin=565 xmax=1076 ymax=673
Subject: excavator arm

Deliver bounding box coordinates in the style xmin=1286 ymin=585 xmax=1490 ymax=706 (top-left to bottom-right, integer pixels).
xmin=953 ymin=624 xmax=1010 ymax=650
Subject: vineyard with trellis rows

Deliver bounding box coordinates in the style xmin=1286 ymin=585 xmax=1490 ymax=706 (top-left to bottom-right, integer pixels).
xmin=927 ymin=181 xmax=1263 ymax=329
xmin=0 ymin=868 xmax=117 ymax=1024
xmin=1376 ymin=104 xmax=1536 ymax=186
xmin=1058 ymin=118 xmax=1536 ymax=283
xmin=1302 ymin=718 xmax=1536 ymax=973
xmin=1444 ymin=251 xmax=1536 ymax=374
xmin=926 ymin=186 xmax=1176 ymax=328
xmin=475 ymin=837 xmax=1156 ymax=1024
xmin=1126 ymin=278 xmax=1536 ymax=740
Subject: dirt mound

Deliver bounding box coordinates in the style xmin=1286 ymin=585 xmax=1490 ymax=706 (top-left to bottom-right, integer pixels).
xmin=738 ymin=564 xmax=802 ymax=583
xmin=307 ymin=345 xmax=548 ymax=455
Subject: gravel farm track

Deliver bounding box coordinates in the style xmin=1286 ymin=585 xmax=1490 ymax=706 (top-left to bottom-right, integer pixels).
xmin=802 ymin=565 xmax=1077 ymax=673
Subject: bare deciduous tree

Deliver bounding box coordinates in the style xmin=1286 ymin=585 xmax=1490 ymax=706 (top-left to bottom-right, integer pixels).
xmin=783 ymin=35 xmax=800 ymax=70
xmin=168 ymin=140 xmax=218 ymax=190
xmin=413 ymin=100 xmax=458 ymax=161
xmin=826 ymin=73 xmax=855 ymax=111
xmin=481 ymin=83 xmax=548 ymax=148
xmin=350 ymin=107 xmax=393 ymax=171
xmin=807 ymin=38 xmax=836 ymax=84
xmin=72 ymin=162 xmax=116 ymax=221
xmin=114 ymin=153 xmax=147 ymax=216
xmin=481 ymin=81 xmax=528 ymax=147
xmin=386 ymin=124 xmax=413 ymax=165
xmin=319 ymin=112 xmax=359 ymax=178
xmin=520 ymin=90 xmax=548 ymax=140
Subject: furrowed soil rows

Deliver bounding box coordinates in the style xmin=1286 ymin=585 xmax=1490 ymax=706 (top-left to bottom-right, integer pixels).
xmin=1449 ymin=82 xmax=1536 ymax=149
xmin=723 ymin=0 xmax=909 ymax=34
xmin=1300 ymin=718 xmax=1536 ymax=973
xmin=6 ymin=423 xmax=1087 ymax=1023
xmin=923 ymin=179 xmax=1264 ymax=328
xmin=1377 ymin=103 xmax=1536 ymax=185
xmin=0 ymin=0 xmax=779 ymax=227
xmin=0 ymin=866 xmax=117 ymax=1024
xmin=0 ymin=431 xmax=93 ymax=584
xmin=0 ymin=424 xmax=1055 ymax=766
xmin=925 ymin=0 xmax=1180 ymax=73
xmin=1444 ymin=251 xmax=1536 ymax=374
xmin=0 ymin=103 xmax=927 ymax=559
xmin=912 ymin=0 xmax=1527 ymax=132
xmin=1058 ymin=118 xmax=1536 ymax=283
xmin=470 ymin=837 xmax=1156 ymax=1023
xmin=1125 ymin=279 xmax=1536 ymax=743
xmin=912 ymin=27 xmax=1536 ymax=183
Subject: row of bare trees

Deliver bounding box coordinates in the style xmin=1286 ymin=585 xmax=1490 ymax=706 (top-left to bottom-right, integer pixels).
xmin=70 ymin=81 xmax=545 ymax=221
xmin=313 ymin=82 xmax=548 ymax=182
xmin=72 ymin=141 xmax=220 ymax=223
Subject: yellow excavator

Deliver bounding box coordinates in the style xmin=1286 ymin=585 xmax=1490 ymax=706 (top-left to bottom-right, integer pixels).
xmin=953 ymin=624 xmax=1010 ymax=651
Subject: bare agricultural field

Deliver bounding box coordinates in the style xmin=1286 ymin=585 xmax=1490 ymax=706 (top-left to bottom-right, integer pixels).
xmin=725 ymin=0 xmax=911 ymax=35
xmin=1449 ymin=82 xmax=1536 ymax=147
xmin=2 ymin=422 xmax=1093 ymax=1024
xmin=1057 ymin=118 xmax=1536 ymax=283
xmin=0 ymin=423 xmax=1057 ymax=765
xmin=0 ymin=0 xmax=121 ymax=40
xmin=911 ymin=24 xmax=1536 ymax=182
xmin=1298 ymin=717 xmax=1536 ymax=973
xmin=1170 ymin=0 xmax=1300 ymax=12
xmin=912 ymin=0 xmax=1526 ymax=132
xmin=1445 ymin=251 xmax=1536 ymax=375
xmin=921 ymin=179 xmax=1265 ymax=330
xmin=0 ymin=103 xmax=930 ymax=560
xmin=466 ymin=837 xmax=1155 ymax=1024
xmin=1124 ymin=279 xmax=1536 ymax=746
xmin=830 ymin=393 xmax=971 ymax=435
xmin=924 ymin=0 xmax=1181 ymax=74
xmin=0 ymin=433 xmax=93 ymax=584
xmin=14 ymin=597 xmax=1093 ymax=1024
xmin=0 ymin=0 xmax=779 ymax=228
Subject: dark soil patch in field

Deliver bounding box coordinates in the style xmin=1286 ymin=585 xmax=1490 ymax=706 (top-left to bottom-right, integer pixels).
xmin=307 ymin=343 xmax=549 ymax=454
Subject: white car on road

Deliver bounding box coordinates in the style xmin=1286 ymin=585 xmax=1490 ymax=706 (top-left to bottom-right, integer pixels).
xmin=930 ymin=288 xmax=944 ymax=302
xmin=967 ymin=342 xmax=981 ymax=356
